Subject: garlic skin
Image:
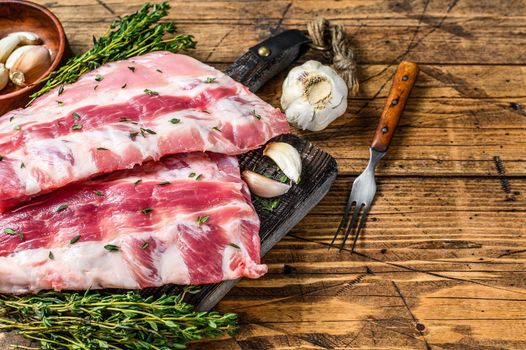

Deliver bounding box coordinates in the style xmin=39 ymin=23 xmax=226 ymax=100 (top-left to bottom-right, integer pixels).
xmin=241 ymin=170 xmax=292 ymax=198
xmin=9 ymin=45 xmax=51 ymax=87
xmin=0 ymin=64 xmax=8 ymax=90
xmin=281 ymin=60 xmax=348 ymax=131
xmin=263 ymin=142 xmax=302 ymax=183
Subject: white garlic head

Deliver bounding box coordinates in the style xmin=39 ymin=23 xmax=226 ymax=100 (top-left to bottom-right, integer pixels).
xmin=281 ymin=60 xmax=348 ymax=131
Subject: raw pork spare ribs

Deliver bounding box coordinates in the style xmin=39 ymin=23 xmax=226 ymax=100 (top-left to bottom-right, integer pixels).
xmin=0 ymin=51 xmax=289 ymax=213
xmin=0 ymin=153 xmax=266 ymax=294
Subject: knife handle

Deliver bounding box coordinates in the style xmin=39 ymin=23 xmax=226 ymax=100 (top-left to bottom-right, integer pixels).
xmin=371 ymin=61 xmax=419 ymax=153
xmin=225 ymin=30 xmax=310 ymax=92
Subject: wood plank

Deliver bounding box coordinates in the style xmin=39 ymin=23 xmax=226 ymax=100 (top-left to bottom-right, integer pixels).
xmin=176 ymin=20 xmax=526 ymax=65
xmin=57 ymin=20 xmax=526 ymax=65
xmin=203 ymin=278 xmax=526 ymax=349
xmin=44 ymin=0 xmax=526 ymax=20
xmin=295 ymin=98 xmax=526 ymax=177
xmin=256 ymin=64 xmax=526 ymax=100
xmin=273 ymin=177 xmax=526 ymax=265
xmin=91 ymin=0 xmax=526 ymax=21
xmin=189 ymin=176 xmax=526 ymax=349
xmin=37 ymin=0 xmax=526 ymax=64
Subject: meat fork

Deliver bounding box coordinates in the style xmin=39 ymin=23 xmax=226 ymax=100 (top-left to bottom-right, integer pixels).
xmin=331 ymin=61 xmax=419 ymax=253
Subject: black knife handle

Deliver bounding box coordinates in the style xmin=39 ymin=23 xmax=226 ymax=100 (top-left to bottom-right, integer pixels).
xmin=225 ymin=30 xmax=311 ymax=92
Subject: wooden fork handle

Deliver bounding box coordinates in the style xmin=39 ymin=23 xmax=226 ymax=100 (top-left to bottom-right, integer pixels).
xmin=371 ymin=61 xmax=419 ymax=153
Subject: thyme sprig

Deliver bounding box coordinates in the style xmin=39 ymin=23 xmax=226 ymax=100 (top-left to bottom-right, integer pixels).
xmin=30 ymin=2 xmax=196 ymax=101
xmin=0 ymin=288 xmax=237 ymax=349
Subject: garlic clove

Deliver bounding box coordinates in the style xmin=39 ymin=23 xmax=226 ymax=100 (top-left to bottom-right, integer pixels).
xmin=281 ymin=60 xmax=348 ymax=131
xmin=5 ymin=45 xmax=36 ymax=70
xmin=263 ymin=142 xmax=302 ymax=183
xmin=0 ymin=64 xmax=8 ymax=90
xmin=0 ymin=32 xmax=41 ymax=64
xmin=8 ymin=32 xmax=42 ymax=45
xmin=241 ymin=170 xmax=292 ymax=198
xmin=9 ymin=45 xmax=51 ymax=87
xmin=0 ymin=35 xmax=22 ymax=63
xmin=283 ymin=101 xmax=315 ymax=131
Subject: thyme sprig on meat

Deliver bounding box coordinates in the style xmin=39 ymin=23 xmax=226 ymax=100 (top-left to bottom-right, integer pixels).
xmin=30 ymin=2 xmax=196 ymax=101
xmin=0 ymin=288 xmax=237 ymax=349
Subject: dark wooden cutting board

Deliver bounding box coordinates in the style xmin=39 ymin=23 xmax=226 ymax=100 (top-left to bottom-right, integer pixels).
xmin=193 ymin=134 xmax=337 ymax=310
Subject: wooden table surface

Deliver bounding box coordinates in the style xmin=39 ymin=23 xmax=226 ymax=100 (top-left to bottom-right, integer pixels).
xmin=3 ymin=0 xmax=526 ymax=349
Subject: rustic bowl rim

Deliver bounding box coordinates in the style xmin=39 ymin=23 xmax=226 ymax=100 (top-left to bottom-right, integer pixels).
xmin=0 ymin=0 xmax=67 ymax=102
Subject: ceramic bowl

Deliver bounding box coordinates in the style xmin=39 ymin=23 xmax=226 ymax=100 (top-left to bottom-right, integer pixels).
xmin=0 ymin=0 xmax=67 ymax=115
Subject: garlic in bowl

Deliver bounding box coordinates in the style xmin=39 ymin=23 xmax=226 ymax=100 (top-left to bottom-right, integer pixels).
xmin=8 ymin=45 xmax=52 ymax=87
xmin=0 ymin=0 xmax=67 ymax=116
xmin=0 ymin=63 xmax=7 ymax=90
xmin=281 ymin=60 xmax=348 ymax=131
xmin=0 ymin=31 xmax=42 ymax=62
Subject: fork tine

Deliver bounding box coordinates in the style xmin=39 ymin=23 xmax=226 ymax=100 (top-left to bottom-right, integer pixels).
xmin=339 ymin=203 xmax=362 ymax=251
xmin=350 ymin=206 xmax=370 ymax=254
xmin=330 ymin=198 xmax=355 ymax=248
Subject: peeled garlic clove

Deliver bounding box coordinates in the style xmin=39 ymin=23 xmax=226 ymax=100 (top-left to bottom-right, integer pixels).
xmin=242 ymin=170 xmax=292 ymax=198
xmin=281 ymin=60 xmax=348 ymax=131
xmin=8 ymin=32 xmax=42 ymax=45
xmin=0 ymin=35 xmax=22 ymax=63
xmin=0 ymin=64 xmax=8 ymax=90
xmin=9 ymin=45 xmax=51 ymax=87
xmin=263 ymin=142 xmax=302 ymax=183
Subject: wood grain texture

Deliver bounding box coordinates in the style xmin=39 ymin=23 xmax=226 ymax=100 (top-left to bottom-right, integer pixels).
xmin=2 ymin=0 xmax=526 ymax=349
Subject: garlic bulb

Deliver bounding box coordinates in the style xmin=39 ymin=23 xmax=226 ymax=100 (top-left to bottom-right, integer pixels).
xmin=263 ymin=142 xmax=302 ymax=183
xmin=0 ymin=32 xmax=41 ymax=63
xmin=281 ymin=60 xmax=348 ymax=131
xmin=9 ymin=45 xmax=51 ymax=87
xmin=0 ymin=64 xmax=8 ymax=90
xmin=241 ymin=170 xmax=292 ymax=198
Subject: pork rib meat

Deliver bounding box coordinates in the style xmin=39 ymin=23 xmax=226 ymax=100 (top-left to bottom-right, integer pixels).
xmin=0 ymin=52 xmax=289 ymax=212
xmin=0 ymin=152 xmax=266 ymax=294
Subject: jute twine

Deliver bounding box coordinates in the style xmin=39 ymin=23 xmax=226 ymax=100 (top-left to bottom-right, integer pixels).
xmin=307 ymin=18 xmax=359 ymax=96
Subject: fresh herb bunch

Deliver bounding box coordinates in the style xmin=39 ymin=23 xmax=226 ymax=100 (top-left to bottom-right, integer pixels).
xmin=30 ymin=2 xmax=196 ymax=101
xmin=0 ymin=288 xmax=237 ymax=349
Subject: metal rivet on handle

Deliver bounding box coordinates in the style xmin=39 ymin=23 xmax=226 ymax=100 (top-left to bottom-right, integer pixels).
xmin=392 ymin=99 xmax=399 ymax=105
xmin=258 ymin=46 xmax=271 ymax=57
xmin=402 ymin=75 xmax=409 ymax=81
